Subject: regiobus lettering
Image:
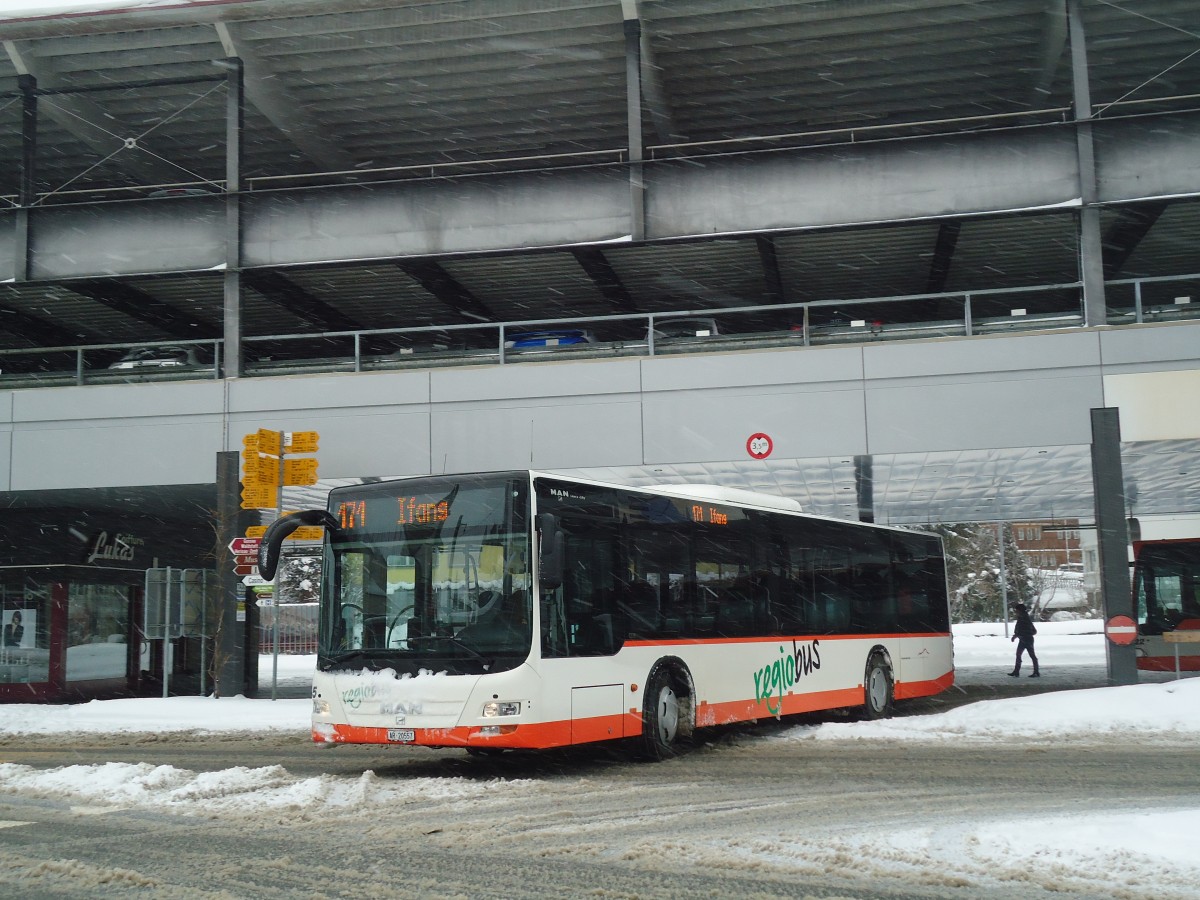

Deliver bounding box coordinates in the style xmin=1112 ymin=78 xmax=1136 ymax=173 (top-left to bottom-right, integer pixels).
xmin=259 ymin=471 xmax=954 ymax=761
xmin=754 ymin=640 xmax=821 ymax=716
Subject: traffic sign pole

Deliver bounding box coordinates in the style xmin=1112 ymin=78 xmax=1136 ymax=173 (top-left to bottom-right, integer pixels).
xmin=239 ymin=427 xmax=320 ymax=700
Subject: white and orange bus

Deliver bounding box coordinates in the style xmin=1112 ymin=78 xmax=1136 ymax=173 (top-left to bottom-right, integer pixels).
xmin=1132 ymin=538 xmax=1200 ymax=672
xmin=260 ymin=471 xmax=954 ymax=758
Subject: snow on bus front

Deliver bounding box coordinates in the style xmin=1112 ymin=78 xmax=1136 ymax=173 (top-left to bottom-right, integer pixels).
xmin=311 ymin=662 xmax=540 ymax=749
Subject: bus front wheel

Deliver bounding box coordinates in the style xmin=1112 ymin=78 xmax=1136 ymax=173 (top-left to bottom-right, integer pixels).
xmin=638 ymin=666 xmax=684 ymax=760
xmin=862 ymin=652 xmax=894 ymax=720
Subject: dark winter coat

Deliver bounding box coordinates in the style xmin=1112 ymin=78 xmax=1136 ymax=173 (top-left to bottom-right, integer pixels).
xmin=1013 ymin=610 xmax=1037 ymax=641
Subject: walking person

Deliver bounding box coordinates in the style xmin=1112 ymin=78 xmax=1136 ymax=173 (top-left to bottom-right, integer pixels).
xmin=1008 ymin=602 xmax=1040 ymax=678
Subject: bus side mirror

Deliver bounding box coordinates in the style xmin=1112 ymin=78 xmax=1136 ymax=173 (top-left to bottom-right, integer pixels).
xmin=258 ymin=509 xmax=339 ymax=579
xmin=538 ymin=513 xmax=564 ymax=591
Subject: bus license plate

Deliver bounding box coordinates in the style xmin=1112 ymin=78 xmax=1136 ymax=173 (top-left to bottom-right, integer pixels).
xmin=387 ymin=729 xmax=415 ymax=743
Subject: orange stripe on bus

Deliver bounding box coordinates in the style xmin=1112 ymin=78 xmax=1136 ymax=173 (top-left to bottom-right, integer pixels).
xmin=312 ymin=673 xmax=954 ymax=748
xmin=895 ymin=670 xmax=955 ymax=700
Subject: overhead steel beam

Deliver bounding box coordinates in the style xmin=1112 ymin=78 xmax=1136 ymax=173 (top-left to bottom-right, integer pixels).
xmin=242 ymin=270 xmax=362 ymax=332
xmin=396 ymin=260 xmax=494 ymax=321
xmin=3 ymin=40 xmax=192 ymax=188
xmin=572 ymin=247 xmax=637 ymax=312
xmin=1102 ymin=202 xmax=1169 ymax=279
xmin=65 ymin=280 xmax=214 ymax=339
xmin=214 ymin=23 xmax=358 ymax=173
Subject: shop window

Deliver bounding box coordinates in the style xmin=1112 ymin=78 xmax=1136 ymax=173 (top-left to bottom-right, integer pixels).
xmin=1 ymin=583 xmax=51 ymax=685
xmin=65 ymin=583 xmax=131 ymax=682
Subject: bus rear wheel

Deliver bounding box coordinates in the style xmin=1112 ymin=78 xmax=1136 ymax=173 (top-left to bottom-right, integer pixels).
xmin=862 ymin=652 xmax=894 ymax=720
xmin=638 ymin=666 xmax=685 ymax=760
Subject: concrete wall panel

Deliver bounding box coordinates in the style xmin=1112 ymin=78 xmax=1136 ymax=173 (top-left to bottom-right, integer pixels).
xmin=0 ymin=392 xmax=12 ymax=491
xmin=433 ymin=398 xmax=644 ymax=472
xmin=15 ymin=381 xmax=224 ymax=422
xmin=1098 ymin=321 xmax=1200 ymax=368
xmin=12 ymin=419 xmax=222 ymax=490
xmin=643 ymin=386 xmax=868 ymax=463
xmin=865 ymin=375 xmax=1104 ymax=454
xmin=227 ymin=370 xmax=431 ymax=416
xmin=863 ymin=330 xmax=1101 ymax=380
xmin=642 ymin=345 xmax=863 ymax=392
xmin=431 ymin=358 xmax=641 ymax=403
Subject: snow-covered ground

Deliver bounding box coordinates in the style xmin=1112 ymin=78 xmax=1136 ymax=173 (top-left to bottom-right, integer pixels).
xmin=2 ymin=619 xmax=1198 ymax=897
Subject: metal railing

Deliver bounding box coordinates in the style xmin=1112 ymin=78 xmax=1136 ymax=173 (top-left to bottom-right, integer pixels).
xmin=258 ymin=603 xmax=318 ymax=656
xmin=1 ymin=274 xmax=1196 ymax=389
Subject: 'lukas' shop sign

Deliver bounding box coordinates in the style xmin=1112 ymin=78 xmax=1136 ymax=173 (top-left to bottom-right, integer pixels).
xmin=85 ymin=531 xmax=144 ymax=565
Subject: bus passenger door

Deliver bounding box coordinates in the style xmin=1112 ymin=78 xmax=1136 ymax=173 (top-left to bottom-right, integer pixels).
xmin=570 ymin=683 xmax=626 ymax=743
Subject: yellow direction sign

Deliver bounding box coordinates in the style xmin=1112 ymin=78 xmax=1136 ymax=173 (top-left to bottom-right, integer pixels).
xmin=285 ymin=526 xmax=325 ymax=541
xmin=240 ymin=484 xmax=278 ymax=510
xmin=283 ymin=457 xmax=319 ymax=486
xmin=255 ymin=428 xmax=283 ymax=457
xmin=285 ymin=430 xmax=320 ymax=453
xmin=242 ymin=450 xmax=280 ymax=486
xmin=244 ymin=526 xmax=267 ymax=538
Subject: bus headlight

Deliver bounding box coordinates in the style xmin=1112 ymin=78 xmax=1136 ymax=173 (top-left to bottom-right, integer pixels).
xmin=313 ymin=698 xmax=330 ymax=715
xmin=482 ymin=701 xmax=520 ymax=717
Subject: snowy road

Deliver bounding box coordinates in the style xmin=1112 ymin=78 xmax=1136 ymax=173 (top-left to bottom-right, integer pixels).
xmin=1 ymin=622 xmax=1198 ymax=899
xmin=2 ymin=727 xmax=1198 ymax=899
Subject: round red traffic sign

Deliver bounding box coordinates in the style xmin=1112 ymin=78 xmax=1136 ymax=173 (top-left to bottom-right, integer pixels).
xmin=746 ymin=432 xmax=773 ymax=459
xmin=1104 ymin=614 xmax=1138 ymax=646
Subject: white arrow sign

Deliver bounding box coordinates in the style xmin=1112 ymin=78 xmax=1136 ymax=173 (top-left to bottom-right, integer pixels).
xmin=242 ymin=574 xmax=270 ymax=586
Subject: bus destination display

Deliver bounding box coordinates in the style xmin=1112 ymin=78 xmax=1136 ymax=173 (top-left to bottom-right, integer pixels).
xmin=337 ymin=495 xmax=450 ymax=530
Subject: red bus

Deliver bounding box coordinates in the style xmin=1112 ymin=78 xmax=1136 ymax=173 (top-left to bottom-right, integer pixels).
xmin=1132 ymin=539 xmax=1200 ymax=672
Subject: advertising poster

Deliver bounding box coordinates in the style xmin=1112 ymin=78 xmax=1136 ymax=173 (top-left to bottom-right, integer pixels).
xmin=2 ymin=608 xmax=34 ymax=650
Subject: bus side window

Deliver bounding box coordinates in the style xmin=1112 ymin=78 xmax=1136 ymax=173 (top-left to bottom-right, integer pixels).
xmin=715 ymin=585 xmax=755 ymax=637
xmin=566 ymin=592 xmax=616 ymax=656
xmin=621 ymin=579 xmax=658 ymax=639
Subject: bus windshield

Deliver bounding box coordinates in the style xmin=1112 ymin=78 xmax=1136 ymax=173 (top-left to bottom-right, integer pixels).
xmin=320 ymin=474 xmax=531 ymax=675
xmin=1134 ymin=541 xmax=1200 ymax=634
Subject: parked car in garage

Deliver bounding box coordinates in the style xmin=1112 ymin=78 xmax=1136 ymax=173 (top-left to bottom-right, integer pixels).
xmin=504 ymin=328 xmax=597 ymax=350
xmin=650 ymin=316 xmax=720 ymax=341
xmin=108 ymin=346 xmax=203 ymax=370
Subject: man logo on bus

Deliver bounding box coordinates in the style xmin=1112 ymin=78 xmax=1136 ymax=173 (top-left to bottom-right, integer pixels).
xmin=754 ymin=640 xmax=821 ymax=716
